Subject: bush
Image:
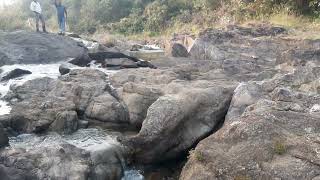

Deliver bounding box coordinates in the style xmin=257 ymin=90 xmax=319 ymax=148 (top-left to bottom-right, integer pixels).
xmin=1 ymin=0 xmax=320 ymax=35
xmin=112 ymin=8 xmax=144 ymax=34
xmin=0 ymin=5 xmax=29 ymax=31
xmin=143 ymin=1 xmax=169 ymax=32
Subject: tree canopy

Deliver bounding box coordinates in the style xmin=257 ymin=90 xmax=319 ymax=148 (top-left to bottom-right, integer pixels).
xmin=0 ymin=0 xmax=319 ymax=34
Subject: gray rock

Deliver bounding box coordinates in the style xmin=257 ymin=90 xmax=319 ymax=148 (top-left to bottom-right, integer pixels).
xmin=0 ymin=129 xmax=125 ymax=180
xmin=225 ymin=82 xmax=266 ymax=121
xmin=68 ymin=54 xmax=92 ymax=67
xmin=4 ymin=69 xmax=127 ymax=134
xmin=1 ymin=68 xmax=32 ymax=82
xmin=181 ymin=93 xmax=320 ymax=180
xmin=89 ymin=51 xmax=156 ymax=69
xmin=124 ymin=81 xmax=235 ymax=163
xmin=49 ymin=111 xmax=78 ymax=134
xmin=170 ymin=43 xmax=189 ymax=57
xmin=104 ymin=58 xmax=138 ymax=68
xmin=0 ymin=126 xmax=8 ymax=148
xmin=181 ymin=49 xmax=320 ymax=180
xmin=0 ymin=31 xmax=88 ymax=66
xmin=121 ymin=83 xmax=163 ymax=127
xmin=59 ymin=62 xmax=77 ymax=75
xmin=110 ymin=68 xmax=178 ymax=127
xmin=85 ymin=94 xmax=129 ymax=123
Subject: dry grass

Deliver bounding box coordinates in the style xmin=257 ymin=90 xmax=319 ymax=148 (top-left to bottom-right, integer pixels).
xmin=273 ymin=141 xmax=287 ymax=155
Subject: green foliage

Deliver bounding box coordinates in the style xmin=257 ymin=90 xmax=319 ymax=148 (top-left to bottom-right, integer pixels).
xmin=112 ymin=8 xmax=145 ymax=34
xmin=0 ymin=1 xmax=30 ymax=31
xmin=1 ymin=0 xmax=320 ymax=34
xmin=143 ymin=1 xmax=168 ymax=32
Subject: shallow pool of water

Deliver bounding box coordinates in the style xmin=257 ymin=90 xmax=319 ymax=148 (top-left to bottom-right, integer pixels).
xmin=9 ymin=128 xmax=145 ymax=180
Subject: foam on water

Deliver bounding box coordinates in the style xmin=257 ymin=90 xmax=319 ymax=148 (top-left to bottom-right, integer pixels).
xmin=122 ymin=170 xmax=145 ymax=180
xmin=0 ymin=63 xmax=117 ymax=116
xmin=0 ymin=64 xmax=61 ymax=115
xmin=9 ymin=128 xmax=118 ymax=150
xmin=0 ymin=64 xmax=61 ymax=95
xmin=0 ymin=100 xmax=11 ymax=115
xmin=9 ymin=129 xmax=145 ymax=180
xmin=1 ymin=63 xmax=142 ymax=179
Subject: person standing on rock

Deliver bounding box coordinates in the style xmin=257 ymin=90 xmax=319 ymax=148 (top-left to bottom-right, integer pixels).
xmin=30 ymin=0 xmax=47 ymax=33
xmin=54 ymin=0 xmax=67 ymax=35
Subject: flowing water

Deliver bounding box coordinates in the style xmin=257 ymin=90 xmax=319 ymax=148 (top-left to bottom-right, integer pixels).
xmin=0 ymin=63 xmax=116 ymax=115
xmin=9 ymin=128 xmax=144 ymax=180
xmin=0 ymin=64 xmax=61 ymax=115
xmin=0 ymin=63 xmax=144 ymax=179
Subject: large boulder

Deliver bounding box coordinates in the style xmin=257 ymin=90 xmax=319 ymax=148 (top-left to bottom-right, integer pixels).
xmin=189 ymin=25 xmax=286 ymax=60
xmin=89 ymin=51 xmax=156 ymax=69
xmin=181 ymin=91 xmax=320 ymax=180
xmin=85 ymin=93 xmax=129 ymax=123
xmin=68 ymin=51 xmax=156 ymax=69
xmin=225 ymin=82 xmax=266 ymax=121
xmin=4 ymin=69 xmax=129 ymax=134
xmin=120 ymin=83 xmax=163 ymax=127
xmin=180 ymin=59 xmax=320 ymax=180
xmin=187 ymin=25 xmax=290 ymax=82
xmin=0 ymin=31 xmax=89 ymax=65
xmin=0 ymin=129 xmax=126 ymax=180
xmin=123 ymin=80 xmax=236 ymax=164
xmin=110 ymin=68 xmax=179 ymax=127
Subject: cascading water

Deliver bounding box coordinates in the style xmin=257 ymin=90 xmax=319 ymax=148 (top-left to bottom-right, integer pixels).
xmin=0 ymin=63 xmax=145 ymax=180
xmin=0 ymin=64 xmax=61 ymax=115
xmin=9 ymin=129 xmax=145 ymax=180
xmin=0 ymin=63 xmax=116 ymax=115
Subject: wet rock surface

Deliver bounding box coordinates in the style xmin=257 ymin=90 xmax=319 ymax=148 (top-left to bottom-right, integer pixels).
xmin=0 ymin=126 xmax=8 ymax=148
xmin=125 ymin=81 xmax=235 ymax=163
xmin=3 ymin=69 xmax=129 ymax=134
xmin=0 ymin=68 xmax=32 ymax=82
xmin=0 ymin=129 xmax=125 ymax=180
xmin=1 ymin=25 xmax=320 ymax=180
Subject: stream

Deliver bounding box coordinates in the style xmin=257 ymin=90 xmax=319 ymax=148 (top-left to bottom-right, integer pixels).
xmin=0 ymin=63 xmax=145 ymax=180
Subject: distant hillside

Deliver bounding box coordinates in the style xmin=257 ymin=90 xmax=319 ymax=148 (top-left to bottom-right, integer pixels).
xmin=1 ymin=0 xmax=319 ymax=35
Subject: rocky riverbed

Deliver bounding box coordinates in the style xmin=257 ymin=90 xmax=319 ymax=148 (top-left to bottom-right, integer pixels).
xmin=0 ymin=24 xmax=320 ymax=180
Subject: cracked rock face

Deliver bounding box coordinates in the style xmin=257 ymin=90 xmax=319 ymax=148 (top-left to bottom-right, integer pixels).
xmin=181 ymin=88 xmax=320 ymax=179
xmin=0 ymin=129 xmax=125 ymax=180
xmin=180 ymin=60 xmax=320 ymax=179
xmin=2 ymin=69 xmax=129 ymax=134
xmin=1 ymin=25 xmax=320 ymax=180
xmin=124 ymin=81 xmax=235 ymax=163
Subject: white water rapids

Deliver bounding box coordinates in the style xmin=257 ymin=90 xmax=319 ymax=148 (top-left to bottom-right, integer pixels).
xmin=0 ymin=64 xmax=61 ymax=115
xmin=0 ymin=63 xmax=144 ymax=179
xmin=9 ymin=129 xmax=144 ymax=180
xmin=0 ymin=62 xmax=116 ymax=115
